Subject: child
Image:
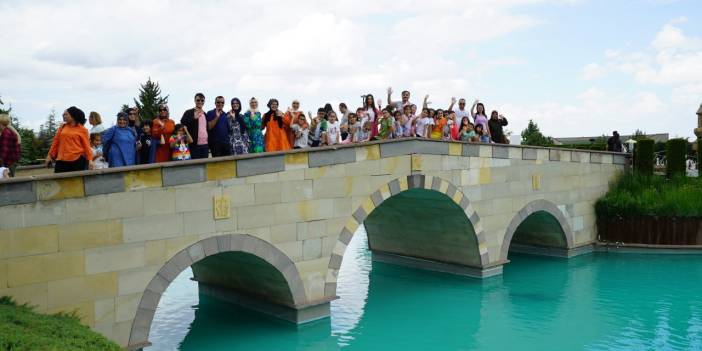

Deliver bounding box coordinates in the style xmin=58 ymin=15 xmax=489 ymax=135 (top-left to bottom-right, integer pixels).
xmin=138 ymin=120 xmax=152 ymax=164
xmin=414 ymin=108 xmax=434 ymax=138
xmin=475 ymin=123 xmax=490 ymax=143
xmin=376 ymin=109 xmax=395 ymax=140
xmin=170 ymin=124 xmax=193 ymax=160
xmin=342 ymin=113 xmax=360 ymax=144
xmin=90 ymin=133 xmax=109 ymax=169
xmin=442 ymin=117 xmax=453 ymax=141
xmin=292 ymin=116 xmax=309 ymax=149
xmin=357 ymin=121 xmax=372 ymax=142
xmin=393 ymin=110 xmax=404 ymax=138
xmin=0 ymin=166 xmax=9 ymax=179
xmin=459 ymin=120 xmax=477 ymax=142
xmin=325 ymin=111 xmax=341 ymax=145
xmin=402 ymin=105 xmax=415 ymax=137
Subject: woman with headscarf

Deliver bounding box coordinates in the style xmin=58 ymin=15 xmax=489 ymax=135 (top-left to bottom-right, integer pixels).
xmin=243 ymin=97 xmax=264 ymax=153
xmin=228 ymin=98 xmax=249 ymax=155
xmin=263 ymin=98 xmax=291 ymax=152
xmin=284 ymin=100 xmax=303 ymax=149
xmin=102 ymin=112 xmax=138 ymax=167
xmin=46 ymin=106 xmax=94 ymax=173
xmin=151 ymin=104 xmax=176 ymax=162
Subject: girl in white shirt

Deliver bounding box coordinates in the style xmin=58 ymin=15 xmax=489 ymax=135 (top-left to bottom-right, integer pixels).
xmin=325 ymin=111 xmax=341 ymax=145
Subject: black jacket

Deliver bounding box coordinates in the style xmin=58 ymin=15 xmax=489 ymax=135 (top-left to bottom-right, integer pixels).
xmin=181 ymin=108 xmax=205 ymax=146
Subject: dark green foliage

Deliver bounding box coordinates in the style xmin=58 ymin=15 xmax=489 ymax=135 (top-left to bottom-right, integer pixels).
xmin=133 ymin=77 xmax=169 ymax=122
xmin=552 ymin=143 xmax=607 ymax=151
xmin=666 ymin=138 xmax=687 ymax=178
xmin=634 ymin=139 xmax=654 ymax=175
xmin=0 ymin=296 xmax=121 ymax=350
xmin=595 ymin=173 xmax=702 ymax=218
xmin=520 ymin=119 xmax=553 ymax=146
xmin=698 ymin=139 xmax=701 ymax=179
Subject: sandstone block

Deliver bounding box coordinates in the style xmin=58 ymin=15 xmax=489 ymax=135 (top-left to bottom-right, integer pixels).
xmin=125 ymin=169 xmax=162 ymax=191
xmin=123 ymin=213 xmax=184 ymax=243
xmin=206 ymin=160 xmax=237 ymax=181
xmin=85 ymin=243 xmax=146 ymax=275
xmin=37 ymin=177 xmax=85 ymax=201
xmin=47 ymin=272 xmax=118 ymax=309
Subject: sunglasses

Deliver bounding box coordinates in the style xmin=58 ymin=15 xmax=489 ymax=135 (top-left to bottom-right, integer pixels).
xmin=128 ymin=112 xmax=136 ymax=115
xmin=216 ymin=101 xmax=225 ymax=104
xmin=159 ymin=109 xmax=168 ymax=112
xmin=196 ymin=99 xmax=205 ymax=102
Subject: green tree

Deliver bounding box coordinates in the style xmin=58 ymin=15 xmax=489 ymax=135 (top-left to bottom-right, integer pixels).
xmin=520 ymin=119 xmax=553 ymax=146
xmin=120 ymin=104 xmax=130 ymax=115
xmin=35 ymin=109 xmax=59 ymax=160
xmin=133 ymin=77 xmax=168 ymax=121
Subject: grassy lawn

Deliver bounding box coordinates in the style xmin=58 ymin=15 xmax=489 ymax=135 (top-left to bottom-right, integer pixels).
xmin=596 ymin=173 xmax=702 ymax=218
xmin=0 ymin=296 xmax=121 ymax=351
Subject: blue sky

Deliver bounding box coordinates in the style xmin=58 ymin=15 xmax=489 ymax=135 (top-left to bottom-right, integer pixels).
xmin=1 ymin=0 xmax=700 ymax=139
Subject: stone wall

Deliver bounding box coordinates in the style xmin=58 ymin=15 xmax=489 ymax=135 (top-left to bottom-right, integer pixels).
xmin=0 ymin=139 xmax=626 ymax=348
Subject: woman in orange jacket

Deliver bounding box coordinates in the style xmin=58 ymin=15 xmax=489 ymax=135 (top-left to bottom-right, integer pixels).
xmin=46 ymin=106 xmax=93 ymax=173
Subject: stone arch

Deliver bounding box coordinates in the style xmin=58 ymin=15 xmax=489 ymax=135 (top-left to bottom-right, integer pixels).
xmin=500 ymin=199 xmax=575 ymax=261
xmin=323 ymin=174 xmax=488 ymax=297
xmin=128 ymin=233 xmax=307 ymax=349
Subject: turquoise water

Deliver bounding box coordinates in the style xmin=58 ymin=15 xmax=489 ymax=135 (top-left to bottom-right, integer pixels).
xmin=147 ymin=229 xmax=702 ymax=351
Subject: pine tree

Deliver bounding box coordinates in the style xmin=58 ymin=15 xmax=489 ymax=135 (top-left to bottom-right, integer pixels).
xmin=520 ymin=119 xmax=553 ymax=146
xmin=36 ymin=109 xmax=59 ymax=159
xmin=133 ymin=77 xmax=168 ymax=121
xmin=120 ymin=104 xmax=131 ymax=115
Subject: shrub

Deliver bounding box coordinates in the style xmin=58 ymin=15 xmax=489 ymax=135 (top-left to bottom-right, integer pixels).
xmin=0 ymin=296 xmax=121 ymax=350
xmin=666 ymin=138 xmax=687 ymax=178
xmin=634 ymin=138 xmax=654 ymax=175
xmin=595 ymin=173 xmax=702 ymax=218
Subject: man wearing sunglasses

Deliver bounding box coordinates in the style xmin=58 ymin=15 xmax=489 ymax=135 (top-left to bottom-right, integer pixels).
xmin=206 ymin=95 xmax=232 ymax=157
xmin=180 ymin=93 xmax=210 ymax=159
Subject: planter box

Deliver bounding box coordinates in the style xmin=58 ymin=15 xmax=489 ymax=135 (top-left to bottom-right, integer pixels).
xmin=598 ymin=216 xmax=702 ymax=245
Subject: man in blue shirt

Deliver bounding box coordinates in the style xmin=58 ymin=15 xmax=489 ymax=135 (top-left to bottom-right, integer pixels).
xmin=207 ymin=96 xmax=232 ymax=157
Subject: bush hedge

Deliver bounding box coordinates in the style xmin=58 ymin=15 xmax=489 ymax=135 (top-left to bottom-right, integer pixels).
xmin=0 ymin=296 xmax=121 ymax=351
xmin=634 ymin=138 xmax=654 ymax=175
xmin=666 ymin=138 xmax=687 ymax=178
xmin=595 ymin=173 xmax=702 ymax=218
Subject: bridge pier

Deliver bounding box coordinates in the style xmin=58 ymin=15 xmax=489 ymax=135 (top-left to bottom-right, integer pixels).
xmin=371 ymin=251 xmax=504 ymax=278
xmin=507 ymin=242 xmax=595 ymax=258
xmin=195 ymin=281 xmax=331 ymax=324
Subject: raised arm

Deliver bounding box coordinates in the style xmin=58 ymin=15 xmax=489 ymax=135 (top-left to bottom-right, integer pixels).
xmin=448 ymin=97 xmax=456 ymax=112
xmin=422 ymin=95 xmax=429 ymax=110
xmin=470 ymin=99 xmax=478 ymax=118
xmin=386 ymin=87 xmax=394 ymax=108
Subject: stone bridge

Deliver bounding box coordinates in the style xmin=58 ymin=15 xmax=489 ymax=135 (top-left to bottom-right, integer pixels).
xmin=0 ymin=139 xmax=626 ymax=349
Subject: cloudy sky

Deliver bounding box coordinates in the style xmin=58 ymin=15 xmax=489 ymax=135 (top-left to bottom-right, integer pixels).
xmin=1 ymin=0 xmax=701 ymax=139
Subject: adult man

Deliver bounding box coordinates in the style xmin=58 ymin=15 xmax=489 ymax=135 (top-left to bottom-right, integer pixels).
xmin=180 ymin=93 xmax=209 ymax=159
xmin=207 ymin=96 xmax=232 ymax=157
xmin=387 ymin=87 xmax=412 ymax=111
xmin=607 ymin=131 xmax=623 ymax=152
xmin=448 ymin=97 xmax=471 ymax=120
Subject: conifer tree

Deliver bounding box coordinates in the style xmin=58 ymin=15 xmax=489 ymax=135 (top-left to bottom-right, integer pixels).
xmin=133 ymin=77 xmax=169 ymax=121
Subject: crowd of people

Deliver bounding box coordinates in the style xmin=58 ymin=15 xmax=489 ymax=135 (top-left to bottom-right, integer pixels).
xmin=0 ymin=88 xmax=511 ymax=176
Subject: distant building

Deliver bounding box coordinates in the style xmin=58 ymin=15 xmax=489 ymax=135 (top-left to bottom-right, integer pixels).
xmin=552 ymin=133 xmax=669 ymax=146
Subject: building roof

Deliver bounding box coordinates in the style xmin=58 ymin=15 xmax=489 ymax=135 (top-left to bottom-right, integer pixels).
xmin=552 ymin=133 xmax=669 ymax=145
